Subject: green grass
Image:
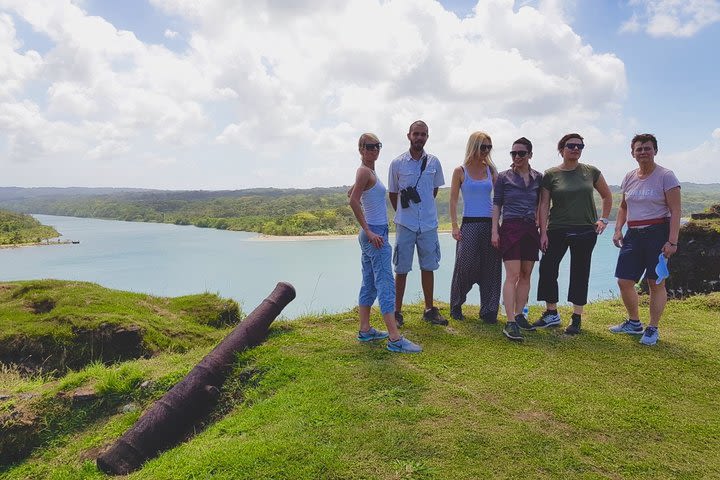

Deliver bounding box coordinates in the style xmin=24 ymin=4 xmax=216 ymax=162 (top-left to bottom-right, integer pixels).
xmin=2 ymin=291 xmax=720 ymax=478
xmin=0 ymin=280 xmax=241 ymax=375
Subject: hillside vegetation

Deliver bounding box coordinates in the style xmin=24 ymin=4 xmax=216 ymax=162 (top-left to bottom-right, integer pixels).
xmin=1 ymin=281 xmax=719 ymax=478
xmin=0 ymin=209 xmax=59 ymax=245
xmin=2 ymin=184 xmax=720 ymax=236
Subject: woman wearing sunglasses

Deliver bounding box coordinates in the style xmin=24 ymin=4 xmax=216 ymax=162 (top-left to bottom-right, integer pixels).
xmin=449 ymin=131 xmax=501 ymax=323
xmin=491 ymin=137 xmax=543 ymax=341
xmin=348 ymin=133 xmax=422 ymax=353
xmin=609 ymin=133 xmax=680 ymax=346
xmin=533 ymin=133 xmax=612 ymax=334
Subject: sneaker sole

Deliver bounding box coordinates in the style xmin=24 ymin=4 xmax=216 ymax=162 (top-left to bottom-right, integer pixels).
xmin=386 ymin=347 xmax=422 ymax=353
xmin=502 ymin=330 xmax=524 ymax=341
xmin=357 ymin=336 xmax=388 ymax=342
xmin=533 ymin=321 xmax=560 ymax=329
xmin=609 ymin=329 xmax=644 ymax=335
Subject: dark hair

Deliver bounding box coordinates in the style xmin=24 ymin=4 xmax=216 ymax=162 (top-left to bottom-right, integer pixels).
xmin=512 ymin=137 xmax=532 ymax=153
xmin=408 ymin=120 xmax=428 ymax=133
xmin=557 ymin=133 xmax=584 ymax=154
xmin=631 ymin=133 xmax=658 ymax=151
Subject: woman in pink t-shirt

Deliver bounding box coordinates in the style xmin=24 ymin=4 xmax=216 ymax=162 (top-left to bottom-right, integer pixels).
xmin=609 ymin=133 xmax=681 ymax=346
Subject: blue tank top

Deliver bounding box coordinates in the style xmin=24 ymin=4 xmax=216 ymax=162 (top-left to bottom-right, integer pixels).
xmin=461 ymin=165 xmax=493 ymax=217
xmin=361 ymin=172 xmax=388 ymax=225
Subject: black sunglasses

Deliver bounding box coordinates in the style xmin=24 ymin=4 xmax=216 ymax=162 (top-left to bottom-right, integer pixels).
xmin=363 ymin=143 xmax=382 ymax=151
xmin=564 ymin=143 xmax=585 ymax=150
xmin=510 ymin=151 xmax=529 ymax=158
xmin=479 ymin=144 xmax=492 ymax=152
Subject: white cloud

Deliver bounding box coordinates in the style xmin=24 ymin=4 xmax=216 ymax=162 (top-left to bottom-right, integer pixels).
xmin=621 ymin=0 xmax=720 ymax=37
xmin=0 ymin=0 xmax=633 ymax=188
xmin=660 ymin=130 xmax=720 ymax=183
xmin=164 ymin=28 xmax=178 ymax=38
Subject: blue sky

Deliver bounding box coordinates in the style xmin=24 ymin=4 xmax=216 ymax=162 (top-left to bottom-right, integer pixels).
xmin=1 ymin=0 xmax=719 ymax=189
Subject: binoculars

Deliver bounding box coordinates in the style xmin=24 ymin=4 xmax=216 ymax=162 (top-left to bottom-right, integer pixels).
xmin=400 ymin=186 xmax=421 ymax=208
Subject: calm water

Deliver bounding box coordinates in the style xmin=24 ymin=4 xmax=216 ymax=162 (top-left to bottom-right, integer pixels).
xmin=0 ymin=215 xmax=620 ymax=318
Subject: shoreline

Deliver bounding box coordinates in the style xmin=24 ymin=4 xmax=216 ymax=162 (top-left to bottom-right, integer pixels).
xmin=0 ymin=240 xmax=77 ymax=249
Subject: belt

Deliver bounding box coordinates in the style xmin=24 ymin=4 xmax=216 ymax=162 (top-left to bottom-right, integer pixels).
xmin=462 ymin=217 xmax=492 ymax=224
xmin=627 ymin=217 xmax=669 ymax=228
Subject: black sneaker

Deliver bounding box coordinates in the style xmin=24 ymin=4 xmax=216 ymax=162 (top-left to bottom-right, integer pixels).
xmin=515 ymin=314 xmax=536 ymax=331
xmin=503 ymin=322 xmax=524 ymax=341
xmin=481 ymin=311 xmax=498 ymax=324
xmin=565 ymin=315 xmax=581 ymax=335
xmin=423 ymin=307 xmax=449 ymax=326
xmin=394 ymin=311 xmax=404 ymax=327
xmin=532 ymin=310 xmax=561 ymax=328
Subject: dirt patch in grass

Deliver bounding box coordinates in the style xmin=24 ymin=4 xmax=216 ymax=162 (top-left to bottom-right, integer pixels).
xmin=27 ymin=298 xmax=55 ymax=314
xmin=0 ymin=324 xmax=148 ymax=376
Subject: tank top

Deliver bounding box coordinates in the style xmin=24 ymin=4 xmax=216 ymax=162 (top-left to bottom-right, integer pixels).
xmin=361 ymin=171 xmax=388 ymax=225
xmin=461 ymin=165 xmax=493 ymax=217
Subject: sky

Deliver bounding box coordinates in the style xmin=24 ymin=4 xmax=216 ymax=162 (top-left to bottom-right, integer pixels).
xmin=1 ymin=0 xmax=719 ymax=190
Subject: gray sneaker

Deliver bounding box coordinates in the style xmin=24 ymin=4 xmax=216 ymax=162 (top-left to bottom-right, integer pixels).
xmin=503 ymin=322 xmax=524 ymax=341
xmin=532 ymin=311 xmax=561 ymax=328
xmin=387 ymin=336 xmax=422 ymax=353
xmin=423 ymin=307 xmax=448 ymax=326
xmin=357 ymin=327 xmax=389 ymax=342
xmin=609 ymin=319 xmax=644 ymax=335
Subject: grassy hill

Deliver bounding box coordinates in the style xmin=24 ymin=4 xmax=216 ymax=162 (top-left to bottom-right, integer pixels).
xmin=1 ymin=281 xmax=719 ymax=478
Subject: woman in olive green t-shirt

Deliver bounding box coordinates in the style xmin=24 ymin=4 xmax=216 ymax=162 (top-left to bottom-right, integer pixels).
xmin=532 ymin=133 xmax=612 ymax=334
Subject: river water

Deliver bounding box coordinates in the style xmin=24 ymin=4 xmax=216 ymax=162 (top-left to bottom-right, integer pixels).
xmin=0 ymin=215 xmax=621 ymax=319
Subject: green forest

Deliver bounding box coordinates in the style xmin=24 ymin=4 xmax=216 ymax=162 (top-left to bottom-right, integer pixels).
xmin=1 ymin=184 xmax=719 ymax=236
xmin=0 ymin=210 xmax=59 ymax=245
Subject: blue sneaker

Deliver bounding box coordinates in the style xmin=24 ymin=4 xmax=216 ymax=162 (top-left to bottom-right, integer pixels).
xmin=640 ymin=326 xmax=659 ymax=346
xmin=609 ymin=319 xmax=644 ymax=335
xmin=386 ymin=336 xmax=422 ymax=353
xmin=357 ymin=327 xmax=389 ymax=342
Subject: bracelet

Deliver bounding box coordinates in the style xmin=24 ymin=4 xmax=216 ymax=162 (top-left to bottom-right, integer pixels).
xmin=667 ymin=241 xmax=677 ymax=247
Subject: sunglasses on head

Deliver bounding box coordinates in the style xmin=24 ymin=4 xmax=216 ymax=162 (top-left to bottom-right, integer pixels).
xmin=363 ymin=143 xmax=382 ymax=151
xmin=564 ymin=143 xmax=585 ymax=150
xmin=479 ymin=144 xmax=492 ymax=152
xmin=510 ymin=151 xmax=529 ymax=158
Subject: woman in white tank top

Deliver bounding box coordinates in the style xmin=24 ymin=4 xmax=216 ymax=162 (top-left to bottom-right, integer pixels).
xmin=349 ymin=133 xmax=422 ymax=353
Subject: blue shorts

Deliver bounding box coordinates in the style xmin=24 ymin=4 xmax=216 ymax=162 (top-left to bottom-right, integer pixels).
xmin=358 ymin=224 xmax=395 ymax=314
xmin=393 ymin=224 xmax=441 ymax=274
xmin=615 ymin=223 xmax=669 ymax=282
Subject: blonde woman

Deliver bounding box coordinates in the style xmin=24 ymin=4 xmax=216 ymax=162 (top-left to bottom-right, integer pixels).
xmin=349 ymin=133 xmax=422 ymax=353
xmin=449 ymin=131 xmax=501 ymax=323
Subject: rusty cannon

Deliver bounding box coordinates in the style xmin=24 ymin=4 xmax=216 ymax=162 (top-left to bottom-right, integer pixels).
xmin=97 ymin=282 xmax=296 ymax=475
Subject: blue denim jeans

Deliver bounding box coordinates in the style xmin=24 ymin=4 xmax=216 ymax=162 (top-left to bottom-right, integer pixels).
xmin=359 ymin=224 xmax=395 ymax=315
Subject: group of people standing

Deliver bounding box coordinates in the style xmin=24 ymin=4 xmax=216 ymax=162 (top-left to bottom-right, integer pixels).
xmin=349 ymin=121 xmax=681 ymax=353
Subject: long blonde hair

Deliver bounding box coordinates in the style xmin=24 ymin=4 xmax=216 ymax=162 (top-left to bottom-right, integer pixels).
xmin=464 ymin=131 xmax=497 ymax=175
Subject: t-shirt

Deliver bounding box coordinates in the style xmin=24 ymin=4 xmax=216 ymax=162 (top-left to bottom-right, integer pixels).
xmin=541 ymin=163 xmax=601 ymax=230
xmin=621 ymin=164 xmax=680 ymax=222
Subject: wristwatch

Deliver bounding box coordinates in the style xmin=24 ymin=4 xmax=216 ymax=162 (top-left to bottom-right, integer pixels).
xmin=599 ymin=218 xmax=609 ymax=225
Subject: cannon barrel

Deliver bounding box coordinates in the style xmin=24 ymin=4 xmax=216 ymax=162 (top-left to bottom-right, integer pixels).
xmin=97 ymin=282 xmax=296 ymax=475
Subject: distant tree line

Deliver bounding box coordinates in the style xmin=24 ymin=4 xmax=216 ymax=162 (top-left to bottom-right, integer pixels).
xmin=1 ymin=184 xmax=719 ymax=236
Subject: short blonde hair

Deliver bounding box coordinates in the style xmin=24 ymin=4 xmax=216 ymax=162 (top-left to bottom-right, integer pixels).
xmin=358 ymin=133 xmax=380 ymax=148
xmin=464 ymin=131 xmax=497 ymax=175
